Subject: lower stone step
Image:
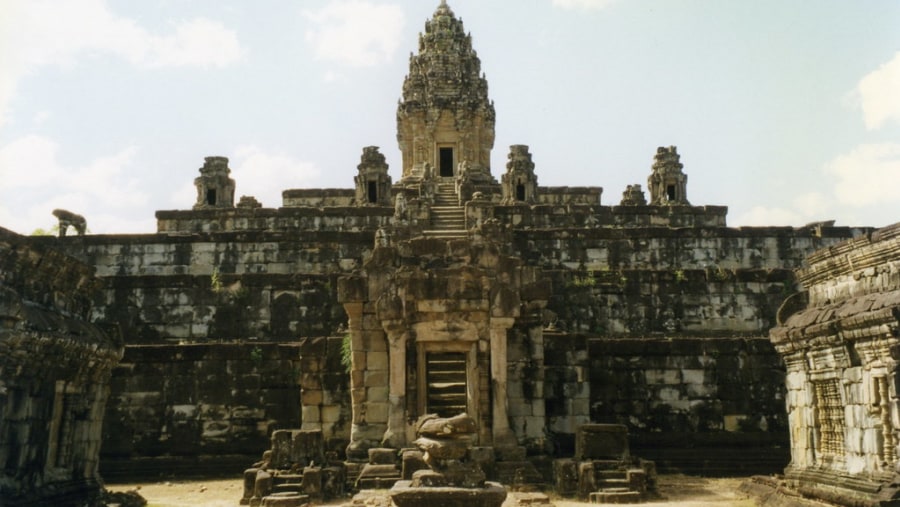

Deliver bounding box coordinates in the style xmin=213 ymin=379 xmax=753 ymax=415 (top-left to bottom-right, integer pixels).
xmin=356 ymin=476 xmax=401 ymax=489
xmin=589 ymin=489 xmax=642 ymax=504
xmin=260 ymin=492 xmax=310 ymax=507
xmin=423 ymin=230 xmax=466 ymax=239
xmin=271 ymin=483 xmax=303 ymax=494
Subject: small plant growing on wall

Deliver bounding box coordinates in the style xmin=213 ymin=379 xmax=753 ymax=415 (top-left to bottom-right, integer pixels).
xmin=341 ymin=333 xmax=352 ymax=373
xmin=211 ymin=267 xmax=223 ymax=293
xmin=250 ymin=346 xmax=263 ymax=366
xmin=570 ymin=270 xmax=596 ymax=288
xmin=674 ymin=269 xmax=686 ymax=283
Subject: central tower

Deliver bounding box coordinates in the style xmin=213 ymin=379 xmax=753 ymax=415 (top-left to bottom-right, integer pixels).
xmin=397 ymin=1 xmax=496 ymax=183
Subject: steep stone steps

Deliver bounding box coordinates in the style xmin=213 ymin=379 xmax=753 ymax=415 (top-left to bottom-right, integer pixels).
xmin=424 ymin=182 xmax=466 ymax=239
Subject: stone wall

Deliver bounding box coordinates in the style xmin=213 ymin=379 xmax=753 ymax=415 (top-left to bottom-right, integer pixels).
xmin=0 ymin=228 xmax=122 ymax=506
xmin=33 ymin=215 xmax=865 ymax=474
xmin=100 ymin=337 xmax=349 ymax=479
xmin=517 ymin=227 xmax=861 ymax=339
xmin=281 ymin=189 xmax=357 ymax=208
xmin=156 ymin=206 xmax=391 ymax=234
xmin=37 ymin=232 xmax=370 ymax=343
xmin=768 ymin=223 xmax=900 ymax=505
xmin=505 ymin=333 xmax=791 ymax=474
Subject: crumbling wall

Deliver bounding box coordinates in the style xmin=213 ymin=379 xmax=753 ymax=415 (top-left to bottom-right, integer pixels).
xmin=41 ymin=211 xmax=864 ymax=475
xmin=156 ymin=205 xmax=390 ymax=233
xmin=46 ymin=232 xmax=369 ymax=343
xmin=100 ymin=337 xmax=348 ymax=479
xmin=768 ymin=223 xmax=900 ymax=505
xmin=519 ymin=227 xmax=859 ymax=337
xmin=0 ymin=228 xmax=121 ymax=506
xmin=510 ymin=332 xmax=789 ymax=474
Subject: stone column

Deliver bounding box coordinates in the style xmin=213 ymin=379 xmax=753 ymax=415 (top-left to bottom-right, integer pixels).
xmin=490 ymin=317 xmax=516 ymax=446
xmin=344 ymin=302 xmax=374 ymax=459
xmin=382 ymin=319 xmax=407 ymax=448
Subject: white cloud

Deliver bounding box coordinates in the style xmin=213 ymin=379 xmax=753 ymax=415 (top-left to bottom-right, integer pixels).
xmin=0 ymin=135 xmax=150 ymax=234
xmin=735 ymin=144 xmax=900 ymax=227
xmin=732 ymin=191 xmax=830 ymax=227
xmin=0 ymin=0 xmax=244 ymax=126
xmin=230 ymin=146 xmax=322 ymax=208
xmin=826 ymin=143 xmax=900 ymax=207
xmin=304 ymin=1 xmax=404 ymax=67
xmin=857 ymin=51 xmax=900 ymax=130
xmin=551 ymin=0 xmax=616 ymax=11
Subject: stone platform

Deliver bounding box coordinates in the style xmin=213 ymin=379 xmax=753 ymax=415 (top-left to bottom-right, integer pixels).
xmin=343 ymin=489 xmax=550 ymax=507
xmin=390 ymin=480 xmax=507 ymax=507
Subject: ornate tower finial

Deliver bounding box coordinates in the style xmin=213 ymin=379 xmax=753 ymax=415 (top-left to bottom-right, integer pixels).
xmin=397 ymin=3 xmax=495 ymax=184
xmin=647 ymin=146 xmax=690 ymax=205
xmin=193 ymin=156 xmax=235 ymax=209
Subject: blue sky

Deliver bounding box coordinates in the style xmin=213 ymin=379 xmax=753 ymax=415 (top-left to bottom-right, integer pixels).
xmin=1 ymin=0 xmax=898 ymax=234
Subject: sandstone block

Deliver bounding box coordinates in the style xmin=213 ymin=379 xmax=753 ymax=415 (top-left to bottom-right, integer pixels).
xmin=414 ymin=437 xmax=470 ymax=460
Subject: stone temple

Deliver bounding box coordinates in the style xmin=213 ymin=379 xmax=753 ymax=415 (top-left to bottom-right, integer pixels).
xmin=1 ymin=2 xmax=899 ymax=506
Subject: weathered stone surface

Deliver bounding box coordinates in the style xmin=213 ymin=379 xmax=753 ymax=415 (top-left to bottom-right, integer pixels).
xmin=414 ymin=436 xmax=469 ymax=462
xmin=417 ymin=414 xmax=477 ymax=437
xmin=0 ymin=228 xmax=121 ymax=506
xmin=763 ymin=222 xmax=900 ymax=506
xmin=390 ymin=480 xmax=507 ymax=507
xmin=576 ymin=425 xmax=630 ymax=461
xmin=8 ymin=0 xmax=875 ymax=481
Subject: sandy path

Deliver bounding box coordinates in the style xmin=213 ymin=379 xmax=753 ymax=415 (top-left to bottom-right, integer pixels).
xmin=107 ymin=474 xmax=757 ymax=507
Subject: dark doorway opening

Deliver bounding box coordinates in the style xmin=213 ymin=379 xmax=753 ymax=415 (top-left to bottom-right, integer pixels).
xmin=439 ymin=147 xmax=454 ymax=177
xmin=367 ymin=181 xmax=378 ymax=203
xmin=425 ymin=351 xmax=467 ymax=417
xmin=666 ymin=185 xmax=676 ymax=201
xmin=516 ymin=184 xmax=526 ymax=201
xmin=206 ymin=189 xmax=217 ymax=206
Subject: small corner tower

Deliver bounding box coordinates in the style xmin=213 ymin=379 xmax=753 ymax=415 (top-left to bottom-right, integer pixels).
xmin=397 ymin=1 xmax=495 ymax=184
xmin=354 ymin=146 xmax=392 ymax=206
xmin=193 ymin=156 xmax=235 ymax=209
xmin=647 ymin=146 xmax=689 ymax=205
xmin=501 ymin=145 xmax=539 ymax=204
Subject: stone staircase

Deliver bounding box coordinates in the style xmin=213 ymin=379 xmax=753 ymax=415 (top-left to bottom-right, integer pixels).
xmin=588 ymin=466 xmax=645 ymax=504
xmin=425 ymin=181 xmax=466 ymax=239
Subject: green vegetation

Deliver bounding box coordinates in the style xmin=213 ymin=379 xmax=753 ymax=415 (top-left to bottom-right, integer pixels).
xmin=250 ymin=346 xmax=263 ymax=365
xmin=341 ymin=333 xmax=352 ymax=373
xmin=211 ymin=267 xmax=223 ymax=293
xmin=570 ymin=270 xmax=596 ymax=287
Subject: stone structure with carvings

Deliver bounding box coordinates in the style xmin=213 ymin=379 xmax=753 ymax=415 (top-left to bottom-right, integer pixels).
xmin=397 ymin=1 xmax=494 ymax=185
xmin=759 ymin=223 xmax=900 ymax=506
xmin=0 ymin=228 xmax=122 ymax=506
xmin=3 ymin=1 xmax=883 ymax=487
xmin=647 ymin=146 xmax=688 ymax=205
xmin=194 ymin=156 xmax=236 ymax=210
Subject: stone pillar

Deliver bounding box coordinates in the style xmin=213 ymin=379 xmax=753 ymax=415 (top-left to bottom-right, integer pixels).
xmin=382 ymin=320 xmax=407 ymax=448
xmin=490 ymin=317 xmax=516 ymax=446
xmin=344 ymin=302 xmax=376 ymax=460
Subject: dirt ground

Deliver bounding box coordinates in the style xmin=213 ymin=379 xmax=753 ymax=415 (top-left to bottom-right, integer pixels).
xmin=106 ymin=474 xmax=757 ymax=507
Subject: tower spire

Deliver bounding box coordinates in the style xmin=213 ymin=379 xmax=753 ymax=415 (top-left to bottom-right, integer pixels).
xmin=396 ymin=3 xmax=495 ymax=183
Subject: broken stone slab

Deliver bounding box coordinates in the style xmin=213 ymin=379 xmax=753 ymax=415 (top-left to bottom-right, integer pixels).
xmin=575 ymin=424 xmax=630 ymax=461
xmin=402 ymin=449 xmax=429 ymax=479
xmin=417 ymin=413 xmax=477 ymax=436
xmin=369 ymin=447 xmax=398 ymax=465
xmin=436 ymin=460 xmax=486 ymax=488
xmin=414 ymin=436 xmax=470 ymax=460
xmin=390 ymin=480 xmax=507 ymax=507
xmin=411 ymin=469 xmax=448 ymax=487
xmin=261 ymin=492 xmax=310 ymax=507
